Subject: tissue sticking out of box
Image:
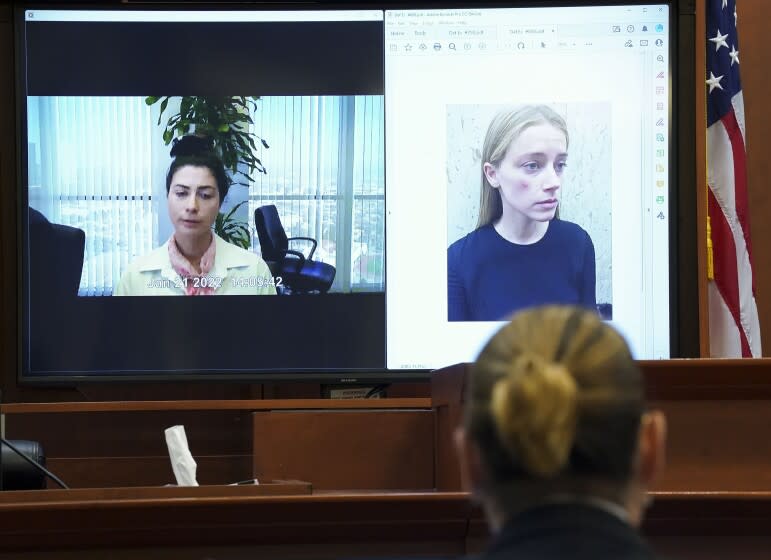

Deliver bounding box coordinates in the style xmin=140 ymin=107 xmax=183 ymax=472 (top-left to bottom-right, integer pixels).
xmin=164 ymin=425 xmax=199 ymax=487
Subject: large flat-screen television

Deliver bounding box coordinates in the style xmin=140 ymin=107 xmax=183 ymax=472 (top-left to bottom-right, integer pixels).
xmin=15 ymin=2 xmax=694 ymax=384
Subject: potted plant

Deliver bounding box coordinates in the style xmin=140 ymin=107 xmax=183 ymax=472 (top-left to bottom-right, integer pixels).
xmin=145 ymin=96 xmax=269 ymax=247
xmin=213 ymin=201 xmax=250 ymax=249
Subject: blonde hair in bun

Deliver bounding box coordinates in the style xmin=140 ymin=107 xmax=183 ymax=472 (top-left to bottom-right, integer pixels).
xmin=490 ymin=353 xmax=577 ymax=477
xmin=466 ymin=305 xmax=644 ymax=506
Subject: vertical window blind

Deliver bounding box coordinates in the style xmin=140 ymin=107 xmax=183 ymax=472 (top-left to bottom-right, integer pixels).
xmin=250 ymin=96 xmax=385 ymax=292
xmin=29 ymin=96 xmax=156 ymax=296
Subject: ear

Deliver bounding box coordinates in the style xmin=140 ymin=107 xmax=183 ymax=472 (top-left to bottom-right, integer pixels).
xmin=454 ymin=426 xmax=485 ymax=492
xmin=635 ymin=410 xmax=667 ymax=489
xmin=482 ymin=162 xmax=499 ymax=188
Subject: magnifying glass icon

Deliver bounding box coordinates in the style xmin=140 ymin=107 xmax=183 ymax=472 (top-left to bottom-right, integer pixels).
xmin=657 ymin=54 xmax=664 ymax=62
xmin=449 ymin=42 xmax=456 ymax=50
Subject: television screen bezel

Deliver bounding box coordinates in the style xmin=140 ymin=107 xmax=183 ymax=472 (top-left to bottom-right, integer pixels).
xmin=12 ymin=0 xmax=696 ymax=388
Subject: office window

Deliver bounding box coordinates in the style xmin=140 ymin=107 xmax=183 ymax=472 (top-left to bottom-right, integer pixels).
xmin=250 ymin=95 xmax=385 ymax=292
xmin=28 ymin=96 xmax=156 ymax=296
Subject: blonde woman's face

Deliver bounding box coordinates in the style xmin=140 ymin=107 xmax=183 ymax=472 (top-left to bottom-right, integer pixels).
xmin=484 ymin=123 xmax=568 ymax=225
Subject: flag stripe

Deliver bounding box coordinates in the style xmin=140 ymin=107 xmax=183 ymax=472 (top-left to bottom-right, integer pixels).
xmin=731 ymin=91 xmax=746 ymax=144
xmin=706 ymin=113 xmax=759 ymax=354
xmin=708 ymin=282 xmax=742 ymax=357
xmin=706 ymin=0 xmax=761 ymax=358
xmin=708 ymin=187 xmax=751 ymax=357
xmin=721 ymin=108 xmax=755 ymax=289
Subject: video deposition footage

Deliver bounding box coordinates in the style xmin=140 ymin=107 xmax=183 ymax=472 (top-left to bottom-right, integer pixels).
xmin=19 ymin=4 xmax=674 ymax=381
xmin=27 ymin=93 xmax=384 ymax=298
xmin=21 ymin=9 xmax=388 ymax=377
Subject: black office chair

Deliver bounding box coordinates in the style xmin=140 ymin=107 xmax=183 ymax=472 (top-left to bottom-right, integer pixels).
xmin=254 ymin=205 xmax=336 ymax=294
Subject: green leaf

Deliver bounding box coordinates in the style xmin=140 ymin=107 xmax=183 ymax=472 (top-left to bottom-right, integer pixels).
xmin=152 ymin=95 xmax=268 ymax=197
xmin=225 ymin=200 xmax=247 ymax=221
xmin=180 ymin=97 xmax=192 ymax=119
xmin=145 ymin=96 xmax=159 ymax=105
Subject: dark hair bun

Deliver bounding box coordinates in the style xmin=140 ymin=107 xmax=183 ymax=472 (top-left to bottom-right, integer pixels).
xmin=170 ymin=135 xmax=215 ymax=158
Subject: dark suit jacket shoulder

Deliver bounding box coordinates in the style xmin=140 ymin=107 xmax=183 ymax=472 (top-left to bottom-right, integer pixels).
xmin=482 ymin=503 xmax=659 ymax=560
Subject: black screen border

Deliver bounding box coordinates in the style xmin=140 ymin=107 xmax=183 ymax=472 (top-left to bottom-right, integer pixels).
xmin=13 ymin=0 xmax=696 ymax=388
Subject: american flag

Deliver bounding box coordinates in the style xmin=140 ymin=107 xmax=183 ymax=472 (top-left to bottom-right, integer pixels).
xmin=706 ymin=0 xmax=761 ymax=357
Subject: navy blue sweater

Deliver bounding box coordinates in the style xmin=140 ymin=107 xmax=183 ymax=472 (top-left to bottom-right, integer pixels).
xmin=447 ymin=220 xmax=596 ymax=321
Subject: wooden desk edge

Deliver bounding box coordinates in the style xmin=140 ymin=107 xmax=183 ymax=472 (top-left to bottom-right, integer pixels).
xmin=1 ymin=488 xmax=768 ymax=507
xmin=0 ymin=398 xmax=433 ymax=414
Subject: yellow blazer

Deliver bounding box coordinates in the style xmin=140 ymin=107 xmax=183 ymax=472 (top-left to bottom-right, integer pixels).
xmin=113 ymin=233 xmax=277 ymax=296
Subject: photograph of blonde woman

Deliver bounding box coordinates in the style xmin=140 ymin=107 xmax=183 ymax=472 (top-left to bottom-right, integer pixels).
xmin=447 ymin=104 xmax=612 ymax=322
xmin=456 ymin=305 xmax=666 ymax=559
xmin=114 ymin=135 xmax=276 ymax=296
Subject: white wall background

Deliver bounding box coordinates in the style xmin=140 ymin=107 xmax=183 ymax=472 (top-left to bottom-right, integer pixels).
xmin=446 ymin=102 xmax=612 ymax=305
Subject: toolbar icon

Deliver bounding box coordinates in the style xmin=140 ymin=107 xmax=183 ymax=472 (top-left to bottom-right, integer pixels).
xmin=656 ymin=195 xmax=665 ymax=204
xmin=656 ymin=133 xmax=665 ymax=142
xmin=656 ymin=180 xmax=665 ymax=188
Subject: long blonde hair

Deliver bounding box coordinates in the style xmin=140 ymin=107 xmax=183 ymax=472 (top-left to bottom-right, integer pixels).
xmin=476 ymin=106 xmax=569 ymax=229
xmin=466 ymin=305 xmax=643 ymax=505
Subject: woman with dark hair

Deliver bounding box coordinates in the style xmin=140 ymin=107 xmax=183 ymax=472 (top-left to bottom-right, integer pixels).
xmin=115 ymin=136 xmax=275 ymax=296
xmin=456 ymin=305 xmax=666 ymax=559
xmin=447 ymin=105 xmax=596 ymax=321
